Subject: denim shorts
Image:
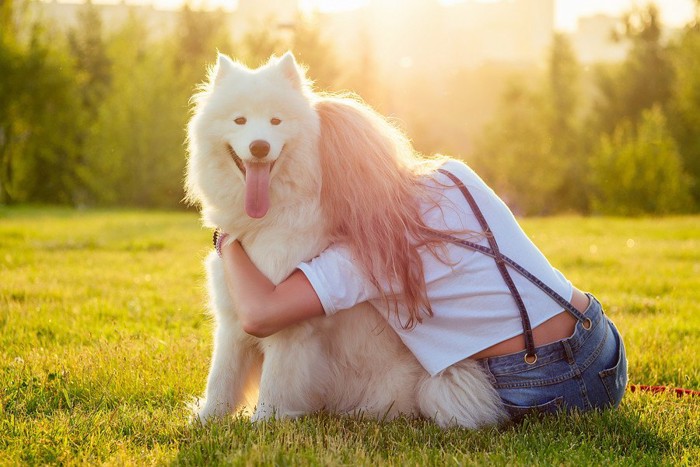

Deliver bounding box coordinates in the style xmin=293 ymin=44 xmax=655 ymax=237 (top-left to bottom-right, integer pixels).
xmin=477 ymin=294 xmax=628 ymax=420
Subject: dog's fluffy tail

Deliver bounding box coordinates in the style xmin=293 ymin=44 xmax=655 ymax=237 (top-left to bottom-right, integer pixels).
xmin=416 ymin=360 xmax=508 ymax=428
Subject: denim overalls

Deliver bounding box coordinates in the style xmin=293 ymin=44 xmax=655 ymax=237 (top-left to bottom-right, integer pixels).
xmin=438 ymin=169 xmax=628 ymax=420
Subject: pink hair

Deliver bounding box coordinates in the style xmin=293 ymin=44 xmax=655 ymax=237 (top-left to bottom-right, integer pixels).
xmin=315 ymin=94 xmax=449 ymax=329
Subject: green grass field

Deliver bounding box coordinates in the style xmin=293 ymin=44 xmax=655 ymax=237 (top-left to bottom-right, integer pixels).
xmin=1 ymin=207 xmax=698 ymax=465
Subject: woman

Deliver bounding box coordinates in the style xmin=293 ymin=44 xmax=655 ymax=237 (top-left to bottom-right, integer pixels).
xmin=215 ymin=98 xmax=628 ymax=421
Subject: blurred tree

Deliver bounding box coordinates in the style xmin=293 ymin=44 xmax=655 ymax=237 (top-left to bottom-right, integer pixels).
xmin=174 ymin=4 xmax=233 ymax=84
xmin=67 ymin=0 xmax=112 ymax=205
xmin=469 ymin=36 xmax=582 ymax=215
xmin=471 ymin=82 xmax=564 ymax=216
xmin=547 ymin=34 xmax=580 ymax=156
xmin=84 ymin=13 xmax=184 ymax=208
xmin=403 ymin=63 xmax=539 ymax=160
xmin=545 ymin=33 xmax=586 ymax=212
xmin=237 ymin=21 xmax=285 ymax=67
xmin=289 ymin=13 xmax=340 ymax=91
xmin=0 ymin=2 xmax=84 ymax=204
xmin=0 ymin=1 xmax=23 ymax=203
xmin=68 ymin=1 xmax=111 ymax=114
xmin=591 ymin=4 xmax=674 ymax=135
xmin=589 ymin=106 xmax=693 ymax=215
xmin=82 ymin=4 xmax=235 ymax=208
xmin=667 ymin=6 xmax=700 ymax=205
xmin=233 ymin=14 xmax=339 ymax=89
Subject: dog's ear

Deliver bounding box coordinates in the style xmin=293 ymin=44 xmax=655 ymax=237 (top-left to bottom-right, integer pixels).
xmin=277 ymin=52 xmax=305 ymax=90
xmin=213 ymin=53 xmax=242 ymax=84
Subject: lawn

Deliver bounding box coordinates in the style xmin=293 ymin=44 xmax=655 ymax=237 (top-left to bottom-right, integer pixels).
xmin=1 ymin=207 xmax=698 ymax=465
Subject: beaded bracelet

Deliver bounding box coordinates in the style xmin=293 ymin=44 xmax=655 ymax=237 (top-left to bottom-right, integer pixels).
xmin=212 ymin=229 xmax=229 ymax=258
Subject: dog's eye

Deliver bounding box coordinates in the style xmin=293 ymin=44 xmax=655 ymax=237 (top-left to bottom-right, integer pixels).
xmin=270 ymin=118 xmax=282 ymax=126
xmin=234 ymin=117 xmax=247 ymax=125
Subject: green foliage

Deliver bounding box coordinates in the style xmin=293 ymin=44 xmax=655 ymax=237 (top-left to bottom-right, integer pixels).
xmin=471 ymin=82 xmax=563 ymax=216
xmin=80 ymin=5 xmax=234 ymax=208
xmin=546 ymin=34 xmax=587 ymax=212
xmin=3 ymin=1 xmax=700 ymax=214
xmin=0 ymin=3 xmax=342 ymax=209
xmin=470 ymin=35 xmax=581 ymax=215
xmin=0 ymin=4 xmax=86 ymax=205
xmin=589 ymin=106 xmax=694 ymax=215
xmin=471 ymin=5 xmax=700 ymax=216
xmin=83 ymin=14 xmax=187 ymax=208
xmin=1 ymin=208 xmax=698 ymax=463
xmin=668 ymin=21 xmax=700 ymax=203
xmin=67 ymin=1 xmax=111 ymax=114
xmin=0 ymin=3 xmax=25 ymax=204
xmin=592 ymin=5 xmax=674 ymax=135
xmin=173 ymin=4 xmax=233 ymax=84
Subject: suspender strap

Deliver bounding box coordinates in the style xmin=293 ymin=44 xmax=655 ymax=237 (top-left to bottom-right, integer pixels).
xmin=438 ymin=169 xmax=538 ymax=360
xmin=431 ymin=231 xmax=588 ymax=324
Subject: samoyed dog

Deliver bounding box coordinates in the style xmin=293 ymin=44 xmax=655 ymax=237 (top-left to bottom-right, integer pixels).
xmin=185 ymin=52 xmax=505 ymax=427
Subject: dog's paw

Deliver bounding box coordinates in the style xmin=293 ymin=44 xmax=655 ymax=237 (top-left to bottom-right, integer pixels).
xmin=188 ymin=397 xmax=230 ymax=425
xmin=251 ymin=403 xmax=306 ymax=422
xmin=250 ymin=404 xmax=272 ymax=423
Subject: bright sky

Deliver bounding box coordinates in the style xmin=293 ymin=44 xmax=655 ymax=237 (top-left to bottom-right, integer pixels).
xmin=554 ymin=0 xmax=696 ymax=31
xmin=63 ymin=0 xmax=698 ymax=31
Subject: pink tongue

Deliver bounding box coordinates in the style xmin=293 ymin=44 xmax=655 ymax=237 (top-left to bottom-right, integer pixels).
xmin=244 ymin=162 xmax=272 ymax=218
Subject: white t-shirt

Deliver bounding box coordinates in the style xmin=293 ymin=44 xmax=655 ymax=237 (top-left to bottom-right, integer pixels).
xmin=297 ymin=159 xmax=573 ymax=376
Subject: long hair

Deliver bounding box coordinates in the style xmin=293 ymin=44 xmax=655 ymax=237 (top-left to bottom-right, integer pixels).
xmin=315 ymin=94 xmax=450 ymax=329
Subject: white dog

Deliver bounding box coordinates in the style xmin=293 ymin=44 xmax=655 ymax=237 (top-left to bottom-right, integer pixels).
xmin=185 ymin=52 xmax=505 ymax=428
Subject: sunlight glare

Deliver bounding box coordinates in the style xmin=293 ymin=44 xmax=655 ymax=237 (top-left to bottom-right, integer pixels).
xmin=52 ymin=0 xmax=698 ymax=31
xmin=300 ymin=0 xmax=369 ymax=13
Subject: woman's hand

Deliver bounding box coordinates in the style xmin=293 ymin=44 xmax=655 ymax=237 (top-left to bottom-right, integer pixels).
xmin=220 ymin=239 xmax=325 ymax=337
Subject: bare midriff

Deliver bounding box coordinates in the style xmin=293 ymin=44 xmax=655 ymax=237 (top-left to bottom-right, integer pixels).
xmin=470 ymin=288 xmax=591 ymax=360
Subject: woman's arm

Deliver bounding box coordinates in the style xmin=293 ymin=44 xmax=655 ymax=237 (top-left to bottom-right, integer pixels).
xmin=220 ymin=240 xmax=325 ymax=338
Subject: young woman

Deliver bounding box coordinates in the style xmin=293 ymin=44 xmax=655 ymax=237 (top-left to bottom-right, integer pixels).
xmin=215 ymin=98 xmax=628 ymax=421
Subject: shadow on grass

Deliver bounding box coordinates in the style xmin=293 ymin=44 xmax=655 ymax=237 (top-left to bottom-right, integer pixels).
xmin=171 ymin=406 xmax=673 ymax=465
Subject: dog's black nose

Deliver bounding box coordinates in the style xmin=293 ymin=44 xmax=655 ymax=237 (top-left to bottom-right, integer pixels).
xmin=249 ymin=140 xmax=270 ymax=159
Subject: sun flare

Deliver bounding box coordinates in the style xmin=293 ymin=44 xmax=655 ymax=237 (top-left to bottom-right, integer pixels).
xmin=74 ymin=0 xmax=697 ymax=32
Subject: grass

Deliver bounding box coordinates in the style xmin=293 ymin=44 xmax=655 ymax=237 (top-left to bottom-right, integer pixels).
xmin=0 ymin=207 xmax=698 ymax=465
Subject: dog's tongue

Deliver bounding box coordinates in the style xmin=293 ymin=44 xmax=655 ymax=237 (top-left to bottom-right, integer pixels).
xmin=244 ymin=162 xmax=272 ymax=218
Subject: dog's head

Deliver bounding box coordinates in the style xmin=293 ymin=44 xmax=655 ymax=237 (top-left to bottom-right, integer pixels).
xmin=186 ymin=52 xmax=320 ymax=222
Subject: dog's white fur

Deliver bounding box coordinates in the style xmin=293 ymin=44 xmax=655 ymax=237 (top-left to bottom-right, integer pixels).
xmin=186 ymin=52 xmax=506 ymax=427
